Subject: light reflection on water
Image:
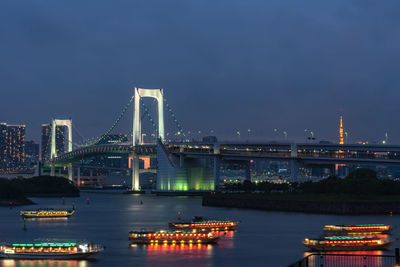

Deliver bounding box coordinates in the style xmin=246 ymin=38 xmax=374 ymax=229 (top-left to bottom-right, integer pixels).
xmin=1 ymin=260 xmax=88 ymax=267
xmin=1 ymin=193 xmax=399 ymax=266
xmin=303 ymin=249 xmax=393 ymax=267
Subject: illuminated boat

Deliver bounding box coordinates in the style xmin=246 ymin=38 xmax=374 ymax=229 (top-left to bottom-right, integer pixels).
xmin=20 ymin=208 xmax=75 ymax=218
xmin=0 ymin=239 xmax=103 ymax=259
xmin=169 ymin=216 xmax=240 ymax=231
xmin=323 ymin=224 xmax=393 ymax=235
xmin=129 ymin=230 xmax=219 ymax=245
xmin=303 ymin=236 xmax=396 ymax=251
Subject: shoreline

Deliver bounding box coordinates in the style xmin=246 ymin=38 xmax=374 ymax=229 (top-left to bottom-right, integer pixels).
xmin=202 ymin=194 xmax=400 ymax=215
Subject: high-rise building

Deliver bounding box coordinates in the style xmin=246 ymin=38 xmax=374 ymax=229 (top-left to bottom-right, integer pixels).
xmin=0 ymin=123 xmax=7 ymax=169
xmin=41 ymin=123 xmax=65 ymax=161
xmin=6 ymin=124 xmax=26 ymax=168
xmin=24 ymin=140 xmax=39 ymax=167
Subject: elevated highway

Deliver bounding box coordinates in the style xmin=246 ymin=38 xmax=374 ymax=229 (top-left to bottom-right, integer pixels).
xmin=53 ymin=142 xmax=400 ymax=166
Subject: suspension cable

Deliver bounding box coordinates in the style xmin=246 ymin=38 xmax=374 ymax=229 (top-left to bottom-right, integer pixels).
xmin=86 ymin=95 xmax=135 ymax=146
xmin=163 ymin=97 xmax=186 ymax=137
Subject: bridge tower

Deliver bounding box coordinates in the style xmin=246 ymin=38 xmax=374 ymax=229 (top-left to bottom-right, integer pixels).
xmin=132 ymin=88 xmax=164 ymax=190
xmin=50 ymin=119 xmax=73 ymax=180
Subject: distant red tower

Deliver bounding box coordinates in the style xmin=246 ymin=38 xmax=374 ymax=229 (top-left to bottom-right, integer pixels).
xmin=339 ymin=115 xmax=344 ymax=144
xmin=336 ymin=115 xmax=346 ymax=173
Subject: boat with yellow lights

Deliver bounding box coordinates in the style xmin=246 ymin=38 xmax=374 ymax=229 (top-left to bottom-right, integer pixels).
xmin=169 ymin=216 xmax=240 ymax=231
xmin=303 ymin=236 xmax=396 ymax=251
xmin=0 ymin=239 xmax=103 ymax=259
xmin=129 ymin=230 xmax=219 ymax=245
xmin=323 ymin=224 xmax=393 ymax=235
xmin=20 ymin=208 xmax=75 ymax=218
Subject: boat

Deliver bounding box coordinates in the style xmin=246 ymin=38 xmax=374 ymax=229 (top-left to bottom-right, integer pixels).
xmin=169 ymin=216 xmax=240 ymax=231
xmin=0 ymin=239 xmax=103 ymax=259
xmin=323 ymin=224 xmax=393 ymax=235
xmin=20 ymin=208 xmax=75 ymax=218
xmin=129 ymin=230 xmax=219 ymax=245
xmin=303 ymin=236 xmax=396 ymax=251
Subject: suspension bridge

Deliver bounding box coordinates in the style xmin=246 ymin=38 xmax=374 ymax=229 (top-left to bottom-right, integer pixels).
xmin=42 ymin=88 xmax=400 ymax=192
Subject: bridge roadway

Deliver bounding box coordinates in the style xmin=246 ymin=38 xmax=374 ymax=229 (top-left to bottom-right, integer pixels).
xmin=53 ymin=142 xmax=400 ymax=166
xmin=54 ymin=142 xmax=156 ymax=164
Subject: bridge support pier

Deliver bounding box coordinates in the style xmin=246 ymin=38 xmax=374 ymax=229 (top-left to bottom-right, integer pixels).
xmin=68 ymin=163 xmax=72 ymax=181
xmin=50 ymin=162 xmax=55 ymax=176
xmin=77 ymin=167 xmax=81 ymax=186
xmin=179 ymin=147 xmax=185 ymax=168
xmin=213 ymin=156 xmax=221 ymax=191
xmin=245 ymin=161 xmax=251 ymax=181
xmin=290 ymin=159 xmax=300 ymax=182
xmin=131 ymin=154 xmax=140 ymax=191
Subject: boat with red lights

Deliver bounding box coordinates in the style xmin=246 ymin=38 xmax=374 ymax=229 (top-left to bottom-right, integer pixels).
xmin=303 ymin=236 xmax=396 ymax=251
xmin=0 ymin=239 xmax=103 ymax=259
xmin=20 ymin=208 xmax=75 ymax=219
xmin=169 ymin=216 xmax=240 ymax=231
xmin=323 ymin=224 xmax=393 ymax=235
xmin=129 ymin=230 xmax=219 ymax=245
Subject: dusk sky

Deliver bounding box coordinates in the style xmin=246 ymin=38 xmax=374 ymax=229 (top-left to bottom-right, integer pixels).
xmin=1 ymin=0 xmax=400 ymax=144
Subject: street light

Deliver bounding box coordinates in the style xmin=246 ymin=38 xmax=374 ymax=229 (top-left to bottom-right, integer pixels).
xmin=283 ymin=131 xmax=288 ymax=140
xmin=141 ymin=133 xmax=147 ymax=144
xmin=247 ymin=129 xmax=251 ymax=142
xmin=236 ymin=131 xmax=241 ymax=139
xmin=305 ymin=129 xmax=316 ymax=142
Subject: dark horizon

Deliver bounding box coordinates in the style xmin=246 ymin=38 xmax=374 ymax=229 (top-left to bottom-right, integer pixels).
xmin=1 ymin=0 xmax=400 ymax=144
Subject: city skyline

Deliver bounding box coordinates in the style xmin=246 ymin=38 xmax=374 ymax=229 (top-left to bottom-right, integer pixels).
xmin=2 ymin=1 xmax=400 ymax=143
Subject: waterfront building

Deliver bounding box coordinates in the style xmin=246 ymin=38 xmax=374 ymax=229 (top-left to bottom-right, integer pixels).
xmin=0 ymin=123 xmax=7 ymax=169
xmin=6 ymin=124 xmax=26 ymax=168
xmin=41 ymin=123 xmax=65 ymax=161
xmin=24 ymin=140 xmax=39 ymax=167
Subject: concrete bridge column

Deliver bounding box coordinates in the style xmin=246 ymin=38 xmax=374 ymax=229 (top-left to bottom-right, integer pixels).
xmin=291 ymin=143 xmax=298 ymax=157
xmin=131 ymin=153 xmax=140 ymax=191
xmin=50 ymin=162 xmax=55 ymax=176
xmin=68 ymin=163 xmax=72 ymax=181
xmin=179 ymin=146 xmax=185 ymax=168
xmin=213 ymin=143 xmax=220 ymax=154
xmin=213 ymin=156 xmax=221 ymax=191
xmin=77 ymin=167 xmax=81 ymax=186
xmin=290 ymin=159 xmax=299 ymax=182
xmin=245 ymin=161 xmax=251 ymax=181
xmin=89 ymin=169 xmax=93 ymax=177
xmin=330 ymin=165 xmax=336 ymax=177
xmin=37 ymin=161 xmax=42 ymax=176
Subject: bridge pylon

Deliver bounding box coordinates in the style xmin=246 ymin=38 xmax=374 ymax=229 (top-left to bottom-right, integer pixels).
xmin=131 ymin=88 xmax=164 ymax=190
xmin=50 ymin=118 xmax=73 ymax=180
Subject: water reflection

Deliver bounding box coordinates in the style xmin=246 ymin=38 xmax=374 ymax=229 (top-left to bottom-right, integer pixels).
xmin=303 ymin=250 xmax=394 ymax=267
xmin=131 ymin=243 xmax=213 ymax=265
xmin=24 ymin=218 xmax=69 ymax=222
xmin=1 ymin=260 xmax=88 ymax=267
xmin=214 ymin=231 xmax=235 ymax=249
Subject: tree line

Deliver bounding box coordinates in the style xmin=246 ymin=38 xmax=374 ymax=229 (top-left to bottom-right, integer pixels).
xmin=222 ymin=168 xmax=400 ymax=195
